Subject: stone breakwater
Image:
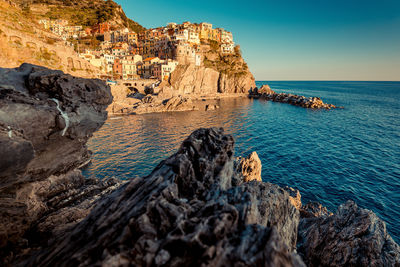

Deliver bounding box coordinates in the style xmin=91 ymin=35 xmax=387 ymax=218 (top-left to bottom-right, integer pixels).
xmin=0 ymin=67 xmax=398 ymax=266
xmin=249 ymin=85 xmax=338 ymax=109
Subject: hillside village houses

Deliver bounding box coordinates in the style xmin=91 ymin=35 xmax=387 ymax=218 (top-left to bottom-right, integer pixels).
xmin=38 ymin=19 xmax=236 ymax=81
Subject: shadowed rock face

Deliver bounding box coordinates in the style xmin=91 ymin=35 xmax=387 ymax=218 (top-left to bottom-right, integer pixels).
xmin=0 ymin=64 xmax=122 ymax=261
xmin=24 ymin=128 xmax=304 ymax=267
xmin=298 ymin=201 xmax=400 ymax=267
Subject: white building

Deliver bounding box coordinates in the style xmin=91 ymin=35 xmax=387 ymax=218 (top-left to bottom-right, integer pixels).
xmin=188 ymin=31 xmax=200 ymax=44
xmin=221 ymin=43 xmax=235 ymax=54
xmin=153 ymin=60 xmax=179 ymax=81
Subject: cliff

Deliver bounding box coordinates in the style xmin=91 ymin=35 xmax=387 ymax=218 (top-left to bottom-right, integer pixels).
xmin=167 ymin=63 xmax=255 ymax=95
xmin=110 ymin=46 xmax=257 ymax=115
xmin=12 ymin=0 xmax=145 ymax=32
xmin=164 ymin=45 xmax=256 ymax=95
xmin=0 ymin=64 xmax=123 ymax=263
xmin=0 ymin=0 xmax=100 ymax=78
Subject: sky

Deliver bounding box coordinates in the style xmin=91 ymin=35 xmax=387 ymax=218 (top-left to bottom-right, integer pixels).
xmin=115 ymin=0 xmax=400 ymax=81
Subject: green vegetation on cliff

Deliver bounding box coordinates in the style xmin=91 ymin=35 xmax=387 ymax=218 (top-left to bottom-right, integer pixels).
xmin=17 ymin=0 xmax=146 ymax=33
xmin=203 ymin=45 xmax=249 ymax=77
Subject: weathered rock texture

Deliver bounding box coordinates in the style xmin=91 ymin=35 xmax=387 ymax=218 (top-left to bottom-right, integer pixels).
xmin=298 ymin=200 xmax=400 ymax=267
xmin=235 ymin=151 xmax=262 ymax=183
xmin=0 ymin=64 xmax=122 ymax=262
xmin=24 ymin=128 xmax=304 ymax=267
xmin=130 ymin=95 xmax=200 ymax=114
xmin=167 ymin=64 xmax=255 ymax=95
xmin=106 ymin=84 xmax=141 ymax=114
xmin=249 ymin=85 xmax=337 ymax=109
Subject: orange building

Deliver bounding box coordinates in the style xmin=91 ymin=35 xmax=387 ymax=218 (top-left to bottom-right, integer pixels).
xmin=113 ymin=58 xmax=123 ymax=79
xmin=92 ymin=22 xmax=110 ymax=35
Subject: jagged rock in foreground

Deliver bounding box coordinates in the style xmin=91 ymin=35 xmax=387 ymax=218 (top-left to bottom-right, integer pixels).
xmin=298 ymin=200 xmax=400 ymax=266
xmin=24 ymin=128 xmax=304 ymax=267
xmin=0 ymin=64 xmax=123 ymax=262
xmin=249 ymin=84 xmax=337 ymax=109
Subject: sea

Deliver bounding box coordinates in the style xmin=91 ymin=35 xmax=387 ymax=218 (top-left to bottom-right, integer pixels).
xmin=82 ymin=81 xmax=400 ymax=244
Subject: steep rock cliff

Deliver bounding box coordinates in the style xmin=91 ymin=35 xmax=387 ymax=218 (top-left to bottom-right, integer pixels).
xmin=0 ymin=64 xmax=122 ymax=262
xmin=165 ymin=46 xmax=256 ymax=95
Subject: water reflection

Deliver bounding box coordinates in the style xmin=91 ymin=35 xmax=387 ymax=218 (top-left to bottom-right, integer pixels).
xmin=82 ymin=81 xmax=400 ymax=243
xmin=84 ymin=97 xmax=255 ymax=180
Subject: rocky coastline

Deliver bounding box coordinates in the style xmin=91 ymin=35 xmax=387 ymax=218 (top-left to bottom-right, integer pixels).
xmin=1 ymin=64 xmax=398 ymax=266
xmin=107 ymin=77 xmax=339 ymax=116
xmin=0 ymin=64 xmax=124 ymax=264
xmin=249 ymin=85 xmax=338 ymax=109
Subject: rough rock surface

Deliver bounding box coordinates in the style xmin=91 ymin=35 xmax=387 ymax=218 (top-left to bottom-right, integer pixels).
xmin=249 ymin=85 xmax=337 ymax=109
xmin=24 ymin=128 xmax=303 ymax=267
xmin=0 ymin=64 xmax=123 ymax=262
xmin=168 ymin=64 xmax=256 ymax=95
xmin=258 ymin=84 xmax=276 ymax=95
xmin=300 ymin=201 xmax=333 ymax=218
xmin=298 ymin=200 xmax=400 ymax=267
xmin=130 ymin=95 xmax=199 ymax=114
xmin=235 ymin=151 xmax=262 ymax=182
xmin=284 ymin=186 xmax=302 ymax=211
xmin=106 ymin=84 xmax=141 ymax=114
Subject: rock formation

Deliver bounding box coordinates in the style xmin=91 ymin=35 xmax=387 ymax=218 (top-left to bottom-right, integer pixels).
xmin=1 ymin=65 xmax=397 ymax=266
xmin=0 ymin=64 xmax=123 ymax=263
xmin=249 ymin=85 xmax=337 ymax=109
xmin=298 ymin=201 xmax=400 ymax=266
xmin=23 ymin=128 xmax=304 ymax=267
xmin=106 ymin=84 xmax=141 ymax=114
xmin=235 ymin=151 xmax=262 ymax=183
xmin=130 ymin=95 xmax=200 ymax=114
xmin=166 ymin=64 xmax=255 ymax=95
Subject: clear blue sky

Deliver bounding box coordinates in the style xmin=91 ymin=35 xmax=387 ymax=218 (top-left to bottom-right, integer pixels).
xmin=115 ymin=0 xmax=400 ymax=81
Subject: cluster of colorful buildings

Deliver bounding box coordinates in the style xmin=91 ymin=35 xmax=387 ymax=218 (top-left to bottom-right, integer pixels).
xmin=38 ymin=19 xmax=110 ymax=40
xmin=39 ymin=19 xmax=236 ymax=81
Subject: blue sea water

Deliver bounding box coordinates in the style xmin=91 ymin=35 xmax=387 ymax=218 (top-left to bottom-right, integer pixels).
xmin=82 ymin=81 xmax=400 ymax=243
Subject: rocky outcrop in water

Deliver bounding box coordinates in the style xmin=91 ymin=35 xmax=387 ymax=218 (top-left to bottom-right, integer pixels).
xmin=298 ymin=201 xmax=400 ymax=266
xmin=249 ymin=84 xmax=337 ymax=109
xmin=23 ymin=128 xmax=304 ymax=266
xmin=0 ymin=64 xmax=123 ymax=262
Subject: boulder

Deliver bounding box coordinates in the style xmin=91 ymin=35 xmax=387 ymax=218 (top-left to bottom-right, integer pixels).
xmin=235 ymin=151 xmax=262 ymax=182
xmin=258 ymin=84 xmax=276 ymax=95
xmin=298 ymin=200 xmax=400 ymax=266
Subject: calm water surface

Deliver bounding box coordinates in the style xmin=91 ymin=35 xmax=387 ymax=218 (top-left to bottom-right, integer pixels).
xmin=83 ymin=81 xmax=400 ymax=243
